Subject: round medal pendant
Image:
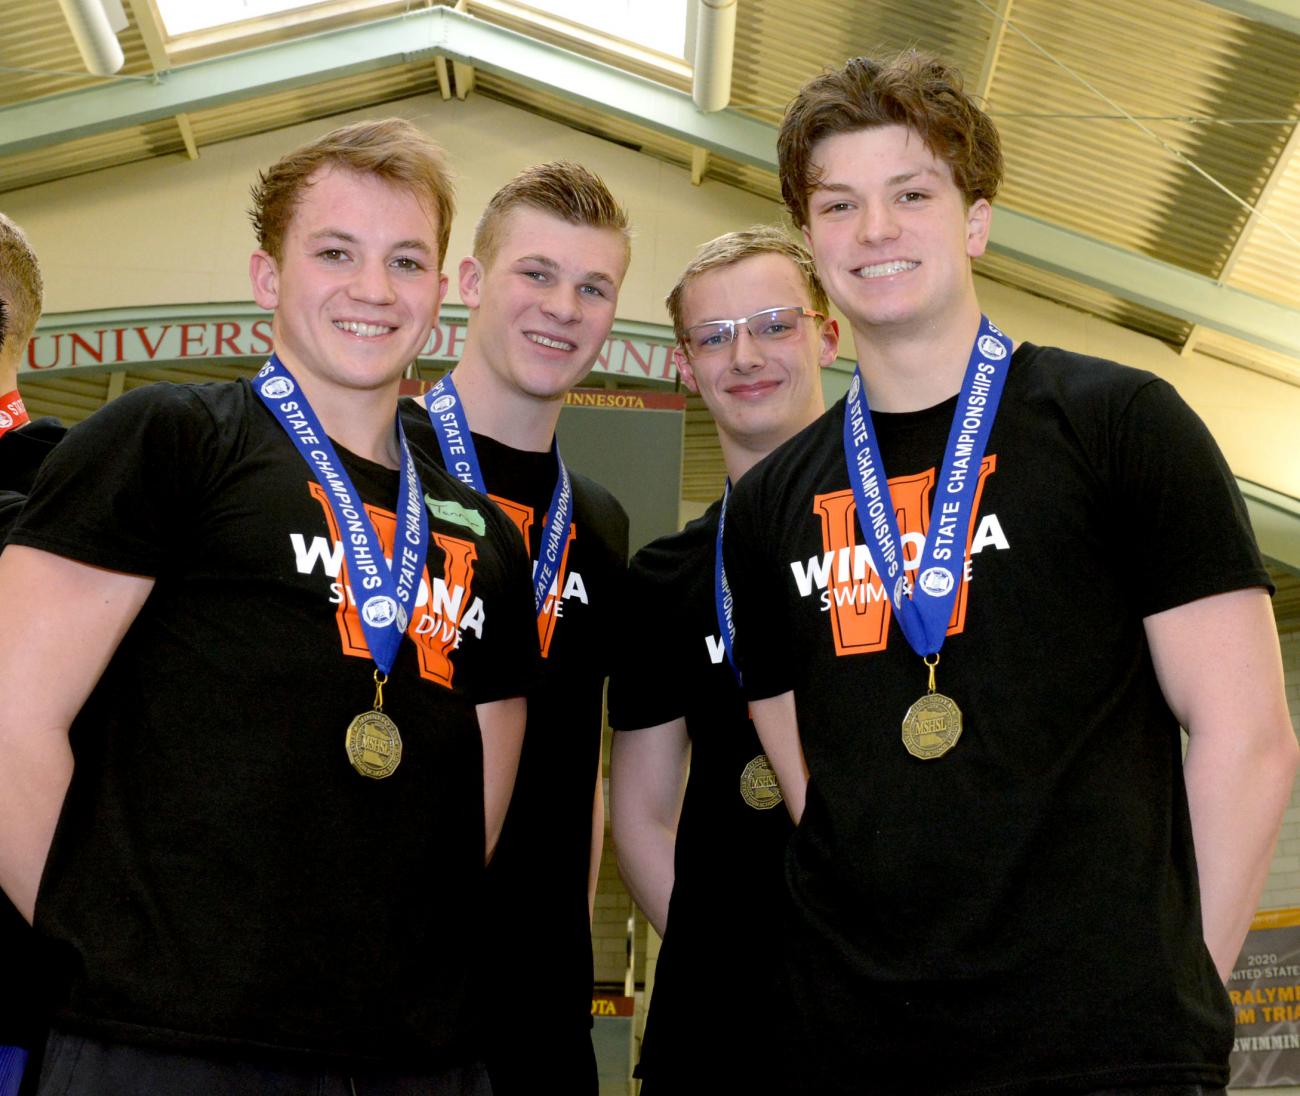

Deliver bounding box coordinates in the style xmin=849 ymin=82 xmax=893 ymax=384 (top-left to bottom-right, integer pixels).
xmin=901 ymin=694 xmax=963 ymax=760
xmin=345 ymin=710 xmax=403 ymax=779
xmin=739 ymin=754 xmax=784 ymax=810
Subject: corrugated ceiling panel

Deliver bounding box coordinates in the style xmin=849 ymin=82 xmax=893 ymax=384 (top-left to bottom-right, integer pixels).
xmin=0 ymin=119 xmax=185 ymax=195
xmin=188 ymin=62 xmax=443 ymax=147
xmin=15 ymin=373 xmax=113 ymax=427
xmin=974 ymin=251 xmax=1193 ymax=346
xmin=1226 ymin=128 xmax=1300 ymax=309
xmin=681 ymin=394 xmax=726 ymax=504
xmin=728 ymin=0 xmax=991 ymax=127
xmin=991 ymin=0 xmax=1299 ymax=277
xmin=1190 ymin=328 xmax=1300 ymax=387
xmin=473 ymin=72 xmax=697 ymax=170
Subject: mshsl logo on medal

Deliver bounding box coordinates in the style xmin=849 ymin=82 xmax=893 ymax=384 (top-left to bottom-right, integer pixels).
xmin=918 ymin=566 xmax=955 ymax=597
xmin=739 ymin=754 xmax=784 ymax=810
xmin=0 ymin=411 xmax=11 ymax=429
xmin=430 ymin=393 xmax=456 ymax=413
xmin=361 ymin=594 xmax=399 ymax=628
xmin=260 ymin=376 xmax=295 ymax=400
xmin=977 ymin=333 xmax=1007 ymax=360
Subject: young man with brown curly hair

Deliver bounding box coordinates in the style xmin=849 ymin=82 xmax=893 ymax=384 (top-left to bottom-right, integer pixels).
xmin=722 ymin=52 xmax=1296 ymax=1094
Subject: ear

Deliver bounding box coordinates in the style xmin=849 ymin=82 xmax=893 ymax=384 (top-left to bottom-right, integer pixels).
xmin=673 ymin=346 xmax=700 ymax=394
xmin=459 ymin=256 xmax=484 ymax=309
xmin=965 ymin=198 xmax=991 ymax=259
xmin=249 ymin=250 xmax=280 ymax=310
xmin=431 ymin=271 xmax=450 ymax=324
xmin=817 ymin=317 xmax=840 ymax=367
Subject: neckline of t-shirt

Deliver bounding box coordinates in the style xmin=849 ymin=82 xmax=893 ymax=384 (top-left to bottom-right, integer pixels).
xmin=470 ymin=429 xmax=560 ymax=480
xmin=844 ymin=342 xmax=1034 ymax=435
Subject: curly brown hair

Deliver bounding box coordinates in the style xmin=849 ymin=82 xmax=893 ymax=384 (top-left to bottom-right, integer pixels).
xmin=778 ymin=51 xmax=1003 ymax=228
xmin=249 ymin=118 xmax=455 ymax=266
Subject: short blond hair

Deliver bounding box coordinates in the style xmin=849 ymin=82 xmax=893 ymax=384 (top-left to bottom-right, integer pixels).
xmin=473 ymin=161 xmax=630 ymax=270
xmin=666 ymin=225 xmax=829 ymax=347
xmin=0 ymin=212 xmax=43 ymax=356
xmin=249 ymin=118 xmax=456 ymax=266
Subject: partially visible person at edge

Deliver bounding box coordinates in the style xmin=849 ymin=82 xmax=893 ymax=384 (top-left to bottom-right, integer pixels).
xmin=720 ymin=51 xmax=1297 ymax=1095
xmin=0 ymin=212 xmax=66 ymax=535
xmin=0 ymin=118 xmax=540 ymax=1096
xmin=608 ymin=225 xmax=838 ymax=1093
xmin=401 ymin=161 xmax=630 ymax=1096
xmin=0 ymin=209 xmax=65 ymax=1096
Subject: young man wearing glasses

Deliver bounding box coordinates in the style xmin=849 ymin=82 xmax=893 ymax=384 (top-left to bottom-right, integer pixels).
xmin=608 ymin=226 xmax=837 ymax=1093
xmin=719 ymin=52 xmax=1296 ymax=1094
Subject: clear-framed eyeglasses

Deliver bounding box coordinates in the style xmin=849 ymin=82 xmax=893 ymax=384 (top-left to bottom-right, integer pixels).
xmin=683 ymin=306 xmax=826 ymax=357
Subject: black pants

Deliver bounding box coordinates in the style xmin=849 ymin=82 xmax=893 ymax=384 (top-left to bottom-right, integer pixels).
xmin=35 ymin=1031 xmax=491 ymax=1096
xmin=484 ymin=1028 xmax=596 ymax=1096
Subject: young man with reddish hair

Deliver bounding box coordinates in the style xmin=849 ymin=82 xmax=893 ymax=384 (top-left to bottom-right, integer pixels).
xmin=722 ymin=52 xmax=1296 ymax=1094
xmin=0 ymin=118 xmax=537 ymax=1094
xmin=608 ymin=225 xmax=837 ymax=1092
xmin=404 ymin=160 xmax=630 ymax=1095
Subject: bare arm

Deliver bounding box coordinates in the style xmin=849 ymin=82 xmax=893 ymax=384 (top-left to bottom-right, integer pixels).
xmin=478 ymin=695 xmax=526 ymax=864
xmin=610 ymin=719 xmax=689 ymax=936
xmin=750 ymin=691 xmax=808 ymax=824
xmin=0 ymin=545 xmax=154 ymax=921
xmin=588 ymin=743 xmax=604 ymax=922
xmin=1147 ymin=587 xmax=1298 ymax=981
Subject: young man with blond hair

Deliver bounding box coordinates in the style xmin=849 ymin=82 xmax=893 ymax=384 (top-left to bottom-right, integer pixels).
xmin=0 ymin=118 xmax=538 ymax=1093
xmin=722 ymin=52 xmax=1297 ymax=1094
xmin=608 ymin=225 xmax=837 ymax=1092
xmin=405 ymin=160 xmax=630 ymax=1094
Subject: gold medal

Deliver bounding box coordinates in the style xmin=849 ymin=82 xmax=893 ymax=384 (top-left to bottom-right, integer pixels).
xmin=739 ymin=754 xmax=784 ymax=810
xmin=345 ymin=670 xmax=402 ymax=779
xmin=902 ymin=654 xmax=962 ymax=760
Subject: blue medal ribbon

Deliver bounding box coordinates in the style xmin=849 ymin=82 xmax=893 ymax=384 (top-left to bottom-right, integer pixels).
xmin=714 ymin=479 xmax=741 ymax=685
xmin=254 ymin=355 xmax=428 ymax=675
xmin=842 ymin=315 xmax=1012 ymax=657
xmin=421 ymin=374 xmax=573 ymax=617
xmin=0 ymin=1046 xmax=27 ymax=1096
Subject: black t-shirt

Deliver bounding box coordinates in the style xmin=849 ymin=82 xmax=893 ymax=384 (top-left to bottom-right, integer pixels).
xmin=724 ymin=344 xmax=1270 ymax=1095
xmin=608 ymin=501 xmax=795 ymax=1083
xmin=7 ymin=380 xmax=538 ymax=1068
xmin=401 ymin=403 xmax=630 ymax=1040
xmin=0 ymin=415 xmax=66 ymax=500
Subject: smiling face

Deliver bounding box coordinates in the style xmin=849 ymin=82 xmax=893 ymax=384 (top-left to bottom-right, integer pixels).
xmin=249 ymin=166 xmax=448 ymax=401
xmin=802 ymin=124 xmax=989 ymax=345
xmin=459 ymin=206 xmax=627 ymax=404
xmin=677 ymin=251 xmax=837 ymax=457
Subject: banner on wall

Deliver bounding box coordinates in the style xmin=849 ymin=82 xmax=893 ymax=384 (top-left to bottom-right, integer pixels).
xmin=20 ymin=311 xmax=681 ymax=384
xmin=1230 ymin=907 xmax=1300 ymax=1086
